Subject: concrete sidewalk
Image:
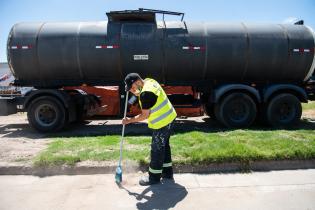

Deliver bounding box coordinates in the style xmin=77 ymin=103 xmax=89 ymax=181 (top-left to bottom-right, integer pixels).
xmin=0 ymin=169 xmax=315 ymax=210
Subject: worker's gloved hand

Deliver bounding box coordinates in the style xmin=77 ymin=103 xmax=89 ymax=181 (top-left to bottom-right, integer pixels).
xmin=122 ymin=117 xmax=131 ymax=125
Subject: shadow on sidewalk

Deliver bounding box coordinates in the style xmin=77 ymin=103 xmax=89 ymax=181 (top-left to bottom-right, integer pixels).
xmin=119 ymin=180 xmax=188 ymax=210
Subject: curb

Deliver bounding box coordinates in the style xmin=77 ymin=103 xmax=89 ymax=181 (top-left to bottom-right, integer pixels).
xmin=0 ymin=159 xmax=315 ymax=176
xmin=174 ymin=159 xmax=315 ymax=173
xmin=0 ymin=165 xmax=118 ymax=177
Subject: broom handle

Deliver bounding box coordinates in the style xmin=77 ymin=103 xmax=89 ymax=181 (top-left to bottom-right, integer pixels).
xmin=119 ymin=91 xmax=129 ymax=166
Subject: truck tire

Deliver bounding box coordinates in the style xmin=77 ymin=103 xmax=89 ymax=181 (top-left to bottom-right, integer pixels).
xmin=266 ymin=93 xmax=302 ymax=128
xmin=27 ymin=96 xmax=66 ymax=132
xmin=215 ymin=92 xmax=257 ymax=128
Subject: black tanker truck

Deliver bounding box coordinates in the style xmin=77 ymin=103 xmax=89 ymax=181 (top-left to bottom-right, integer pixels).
xmin=2 ymin=8 xmax=315 ymax=132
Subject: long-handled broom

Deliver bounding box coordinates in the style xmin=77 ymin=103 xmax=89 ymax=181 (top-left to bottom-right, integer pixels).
xmin=115 ymin=90 xmax=129 ymax=184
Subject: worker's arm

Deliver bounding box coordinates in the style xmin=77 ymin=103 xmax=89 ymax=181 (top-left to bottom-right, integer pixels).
xmin=122 ymin=109 xmax=150 ymax=125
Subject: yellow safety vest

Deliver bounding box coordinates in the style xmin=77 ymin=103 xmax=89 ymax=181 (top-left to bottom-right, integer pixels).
xmin=139 ymin=78 xmax=177 ymax=129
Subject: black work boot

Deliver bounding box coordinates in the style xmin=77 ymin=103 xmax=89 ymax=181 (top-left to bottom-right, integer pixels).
xmin=162 ymin=167 xmax=174 ymax=180
xmin=139 ymin=176 xmax=160 ymax=186
xmin=139 ymin=172 xmax=161 ymax=186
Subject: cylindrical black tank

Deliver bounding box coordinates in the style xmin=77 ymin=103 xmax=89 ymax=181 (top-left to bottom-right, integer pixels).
xmin=7 ymin=17 xmax=315 ymax=87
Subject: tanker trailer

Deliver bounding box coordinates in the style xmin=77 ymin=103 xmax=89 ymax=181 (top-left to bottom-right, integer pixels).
xmin=4 ymin=8 xmax=315 ymax=131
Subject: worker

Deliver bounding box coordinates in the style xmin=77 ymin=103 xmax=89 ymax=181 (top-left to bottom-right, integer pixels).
xmin=122 ymin=73 xmax=177 ymax=186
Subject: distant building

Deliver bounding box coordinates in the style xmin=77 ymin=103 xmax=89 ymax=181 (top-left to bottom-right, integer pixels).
xmin=0 ymin=62 xmax=10 ymax=76
xmin=0 ymin=62 xmax=33 ymax=95
xmin=0 ymin=62 xmax=14 ymax=86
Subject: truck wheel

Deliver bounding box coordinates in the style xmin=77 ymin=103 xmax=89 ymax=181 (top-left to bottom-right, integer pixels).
xmin=216 ymin=92 xmax=257 ymax=128
xmin=266 ymin=93 xmax=302 ymax=128
xmin=27 ymin=96 xmax=66 ymax=132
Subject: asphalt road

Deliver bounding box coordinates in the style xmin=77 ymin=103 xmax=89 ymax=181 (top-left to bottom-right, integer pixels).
xmin=0 ymin=169 xmax=314 ymax=210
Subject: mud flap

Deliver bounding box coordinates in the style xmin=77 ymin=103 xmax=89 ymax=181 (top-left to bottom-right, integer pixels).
xmin=0 ymin=98 xmax=18 ymax=116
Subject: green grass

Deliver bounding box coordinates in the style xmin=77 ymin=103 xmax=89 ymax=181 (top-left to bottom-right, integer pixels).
xmin=33 ymin=129 xmax=315 ymax=167
xmin=33 ymin=101 xmax=315 ymax=167
xmin=302 ymin=101 xmax=315 ymax=111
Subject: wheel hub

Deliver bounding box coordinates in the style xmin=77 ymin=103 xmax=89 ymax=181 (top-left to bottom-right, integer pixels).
xmin=35 ymin=104 xmax=57 ymax=127
xmin=278 ymin=102 xmax=294 ymax=121
xmin=228 ymin=100 xmax=249 ymax=122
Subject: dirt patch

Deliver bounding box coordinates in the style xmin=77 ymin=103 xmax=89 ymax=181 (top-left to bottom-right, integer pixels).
xmin=0 ymin=113 xmax=51 ymax=165
xmin=0 ymin=139 xmax=51 ymax=164
xmin=303 ymin=109 xmax=315 ymax=119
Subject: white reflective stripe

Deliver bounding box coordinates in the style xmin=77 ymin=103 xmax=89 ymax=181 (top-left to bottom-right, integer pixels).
xmin=293 ymin=49 xmax=299 ymax=52
xmin=304 ymin=26 xmax=315 ymax=81
xmin=11 ymin=46 xmax=18 ymax=49
xmin=304 ymin=49 xmax=310 ymax=52
xmin=22 ymin=46 xmax=28 ymax=49
xmin=183 ymin=46 xmax=204 ymax=50
xmin=150 ymin=99 xmax=168 ymax=114
xmin=149 ymin=167 xmax=162 ymax=174
xmin=96 ymin=45 xmax=119 ymax=49
xmin=150 ymin=107 xmax=174 ymax=124
xmin=163 ymin=162 xmax=172 ymax=167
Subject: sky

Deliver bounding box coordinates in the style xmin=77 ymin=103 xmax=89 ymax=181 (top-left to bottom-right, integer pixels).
xmin=1 ymin=0 xmax=315 ymax=62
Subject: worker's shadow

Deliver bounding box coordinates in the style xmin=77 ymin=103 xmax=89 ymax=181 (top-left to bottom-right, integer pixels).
xmin=120 ymin=180 xmax=188 ymax=210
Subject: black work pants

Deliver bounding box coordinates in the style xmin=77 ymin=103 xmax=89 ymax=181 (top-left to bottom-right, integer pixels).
xmin=149 ymin=122 xmax=174 ymax=181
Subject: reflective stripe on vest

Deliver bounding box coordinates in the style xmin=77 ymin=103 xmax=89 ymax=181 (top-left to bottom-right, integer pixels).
xmin=139 ymin=78 xmax=177 ymax=129
xmin=150 ymin=98 xmax=168 ymax=114
xmin=150 ymin=107 xmax=175 ymax=124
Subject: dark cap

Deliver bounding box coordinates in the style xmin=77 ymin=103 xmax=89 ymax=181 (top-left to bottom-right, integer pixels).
xmin=124 ymin=73 xmax=142 ymax=91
